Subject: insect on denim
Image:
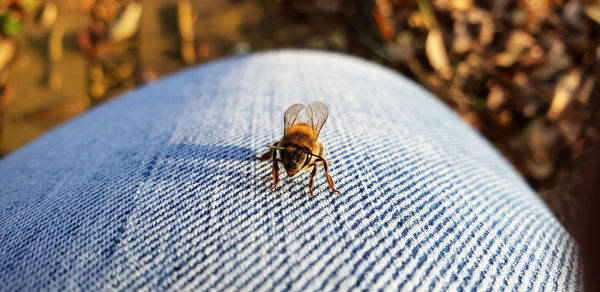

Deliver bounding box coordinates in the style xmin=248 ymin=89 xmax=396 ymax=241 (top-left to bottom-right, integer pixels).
xmin=0 ymin=50 xmax=581 ymax=291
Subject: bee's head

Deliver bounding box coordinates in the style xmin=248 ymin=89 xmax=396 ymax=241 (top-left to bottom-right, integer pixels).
xmin=281 ymin=145 xmax=310 ymax=177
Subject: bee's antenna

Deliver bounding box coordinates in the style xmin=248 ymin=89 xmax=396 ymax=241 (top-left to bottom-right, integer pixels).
xmin=305 ymin=152 xmax=325 ymax=161
xmin=314 ymin=154 xmax=326 ymax=161
xmin=267 ymin=145 xmax=285 ymax=150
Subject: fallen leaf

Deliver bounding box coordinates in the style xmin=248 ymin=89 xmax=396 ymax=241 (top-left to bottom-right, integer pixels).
xmin=487 ymin=85 xmax=505 ymax=110
xmin=547 ymin=68 xmax=581 ymax=120
xmin=452 ymin=18 xmax=472 ymax=53
xmin=49 ymin=23 xmax=64 ymax=61
xmin=531 ymin=36 xmax=571 ymax=80
xmin=426 ymin=28 xmax=453 ymax=79
xmin=498 ymin=110 xmax=512 ymax=126
xmin=178 ymin=0 xmax=194 ymax=42
xmin=38 ymin=2 xmax=57 ymax=29
xmin=0 ymin=38 xmax=16 ymax=70
xmin=408 ymin=11 xmax=426 ymax=28
xmin=519 ymin=0 xmax=552 ymax=32
xmin=576 ymin=76 xmax=595 ymax=105
xmin=0 ymin=83 xmax=15 ymax=108
xmin=476 ymin=10 xmax=494 ymax=47
xmin=519 ymin=45 xmax=544 ymax=66
xmin=495 ymin=30 xmax=535 ymax=67
xmin=558 ymin=120 xmax=581 ymax=145
xmin=109 ymin=2 xmax=143 ymax=42
xmin=584 ymin=3 xmax=600 ymax=24
xmin=373 ymin=0 xmax=395 ymax=40
xmin=372 ymin=12 xmax=394 ymax=40
xmin=449 ymin=0 xmax=473 ymax=11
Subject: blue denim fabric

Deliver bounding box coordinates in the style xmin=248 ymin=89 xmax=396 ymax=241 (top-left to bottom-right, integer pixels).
xmin=0 ymin=50 xmax=581 ymax=291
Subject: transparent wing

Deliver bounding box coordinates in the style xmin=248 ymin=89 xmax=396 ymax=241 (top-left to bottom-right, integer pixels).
xmin=307 ymin=102 xmax=329 ymax=136
xmin=283 ymin=104 xmax=306 ymax=131
xmin=283 ymin=102 xmax=329 ymax=137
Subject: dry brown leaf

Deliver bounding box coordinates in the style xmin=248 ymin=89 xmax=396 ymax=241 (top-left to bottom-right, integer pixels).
xmin=109 ymin=2 xmax=143 ymax=42
xmin=547 ymin=68 xmax=581 ymax=120
xmin=558 ymin=120 xmax=582 ymax=145
xmin=94 ymin=0 xmax=121 ymax=22
xmin=513 ymin=72 xmax=529 ymax=87
xmin=0 ymin=83 xmax=15 ymax=108
xmin=426 ymin=28 xmax=453 ymax=80
xmin=449 ymin=0 xmax=473 ymax=11
xmin=519 ymin=45 xmax=544 ymax=66
xmin=519 ymin=0 xmax=553 ymax=32
xmin=80 ymin=0 xmax=95 ymax=12
xmin=373 ymin=0 xmax=395 ymax=40
xmin=408 ymin=11 xmax=426 ymax=28
xmin=532 ymin=37 xmax=570 ymax=80
xmin=495 ymin=30 xmax=535 ymax=67
xmin=433 ymin=0 xmax=451 ymax=10
xmin=452 ymin=18 xmax=472 ymax=53
xmin=477 ymin=10 xmax=494 ymax=47
xmin=375 ymin=0 xmax=393 ymax=16
xmin=49 ymin=24 xmax=64 ymax=62
xmin=456 ymin=61 xmax=470 ymax=76
xmin=577 ymin=76 xmax=595 ymax=105
xmin=584 ymin=3 xmax=600 ymax=24
xmin=563 ymin=0 xmax=586 ymax=30
xmin=178 ymin=1 xmax=194 ymax=42
xmin=508 ymin=30 xmax=535 ymax=49
xmin=48 ymin=65 xmax=62 ymax=90
xmin=181 ymin=41 xmax=195 ymax=64
xmin=487 ymin=85 xmax=505 ymax=110
xmin=0 ymin=39 xmax=16 ymax=71
xmin=499 ymin=110 xmax=512 ymax=126
xmin=495 ymin=52 xmax=517 ymax=67
xmin=372 ymin=11 xmax=394 ymax=40
xmin=38 ymin=2 xmax=58 ymax=29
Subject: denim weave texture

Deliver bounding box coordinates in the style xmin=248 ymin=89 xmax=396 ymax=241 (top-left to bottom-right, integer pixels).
xmin=0 ymin=50 xmax=581 ymax=291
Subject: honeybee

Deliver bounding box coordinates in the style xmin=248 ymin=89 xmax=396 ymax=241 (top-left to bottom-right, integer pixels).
xmin=256 ymin=102 xmax=340 ymax=196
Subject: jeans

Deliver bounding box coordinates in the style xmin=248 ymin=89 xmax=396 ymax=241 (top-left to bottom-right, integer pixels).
xmin=0 ymin=50 xmax=581 ymax=291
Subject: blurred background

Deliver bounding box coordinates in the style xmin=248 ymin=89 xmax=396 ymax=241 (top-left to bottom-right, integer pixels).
xmin=0 ymin=0 xmax=599 ymax=236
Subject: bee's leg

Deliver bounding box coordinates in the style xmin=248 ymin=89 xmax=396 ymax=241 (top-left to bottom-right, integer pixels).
xmin=321 ymin=159 xmax=340 ymax=194
xmin=256 ymin=148 xmax=273 ymax=161
xmin=270 ymin=158 xmax=280 ymax=191
xmin=308 ymin=165 xmax=317 ymax=196
xmin=266 ymin=158 xmax=282 ymax=181
xmin=258 ymin=148 xmax=275 ymax=181
xmin=256 ymin=141 xmax=279 ymax=161
xmin=318 ymin=143 xmax=340 ymax=194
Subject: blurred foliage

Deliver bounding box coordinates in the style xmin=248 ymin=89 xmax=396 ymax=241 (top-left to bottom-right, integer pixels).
xmin=0 ymin=13 xmax=22 ymax=35
xmin=0 ymin=0 xmax=598 ymax=232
